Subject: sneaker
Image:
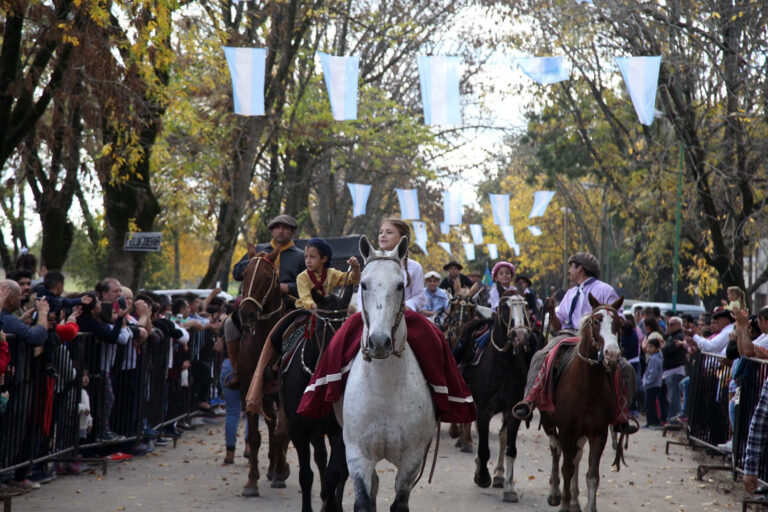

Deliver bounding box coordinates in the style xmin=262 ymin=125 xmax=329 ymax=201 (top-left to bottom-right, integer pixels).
xmin=106 ymin=452 xmax=133 ymax=462
xmin=177 ymin=421 xmax=194 ymax=431
xmin=68 ymin=462 xmax=89 ymax=474
xmin=100 ymin=430 xmax=126 ymax=442
xmin=143 ymin=425 xmax=159 ymax=438
xmin=210 ymin=397 xmax=224 ymax=406
xmin=190 ymin=417 xmax=205 ymax=427
xmin=717 ymin=440 xmax=733 ymax=452
xmin=212 ymin=406 xmax=226 ymax=417
xmin=29 ymin=467 xmax=57 ymax=484
xmin=12 ymin=479 xmax=41 ymax=491
xmin=154 ymin=436 xmax=170 ymax=446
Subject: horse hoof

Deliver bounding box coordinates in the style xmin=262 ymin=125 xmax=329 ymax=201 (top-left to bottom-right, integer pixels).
xmin=266 ymin=469 xmax=273 ymax=481
xmin=270 ymin=480 xmax=286 ymax=489
xmin=276 ymin=463 xmax=291 ymax=482
xmin=460 ymin=444 xmax=474 ymax=454
xmin=241 ymin=486 xmax=260 ymax=497
xmin=492 ymin=476 xmax=504 ymax=488
xmin=569 ymin=505 xmax=582 ymax=512
xmin=474 ymin=470 xmax=492 ymax=488
xmin=503 ymin=491 xmax=519 ymax=503
xmin=547 ymin=495 xmax=561 ymax=507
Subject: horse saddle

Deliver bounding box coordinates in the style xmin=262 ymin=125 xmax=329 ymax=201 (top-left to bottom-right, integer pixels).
xmin=550 ymin=337 xmax=580 ymax=390
xmin=280 ymin=313 xmax=309 ymax=373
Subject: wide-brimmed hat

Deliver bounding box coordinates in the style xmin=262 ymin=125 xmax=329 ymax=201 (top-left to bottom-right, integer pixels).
xmin=443 ymin=261 xmax=463 ymax=271
xmin=516 ymin=275 xmax=532 ymax=287
xmin=267 ymin=214 xmax=298 ymax=230
xmin=424 ymin=271 xmax=441 ymax=280
xmin=712 ymin=309 xmax=735 ymax=322
xmin=568 ymin=252 xmax=600 ymax=278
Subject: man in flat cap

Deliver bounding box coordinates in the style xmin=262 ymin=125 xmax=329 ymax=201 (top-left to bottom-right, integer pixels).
xmin=513 ymin=251 xmax=638 ymax=435
xmin=439 ymin=261 xmax=472 ymax=295
xmin=228 ymin=215 xmax=305 ymax=387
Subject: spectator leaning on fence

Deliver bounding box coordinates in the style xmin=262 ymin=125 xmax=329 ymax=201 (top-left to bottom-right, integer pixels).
xmin=662 ymin=316 xmax=687 ymax=424
xmin=735 ymin=307 xmax=768 ymax=359
xmin=685 ymin=309 xmax=735 ymax=355
xmin=743 ymin=367 xmax=768 ymax=495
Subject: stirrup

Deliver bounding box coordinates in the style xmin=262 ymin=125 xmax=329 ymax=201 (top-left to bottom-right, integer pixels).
xmin=512 ymin=401 xmax=532 ymax=421
xmin=616 ymin=417 xmax=640 ymax=435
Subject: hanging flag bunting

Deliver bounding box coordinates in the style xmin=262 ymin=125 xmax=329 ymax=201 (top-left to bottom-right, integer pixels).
xmin=438 ymin=242 xmax=452 ymax=256
xmin=528 ymin=226 xmax=543 ymax=237
xmin=469 ymin=224 xmax=484 ymax=245
xmin=615 ymin=56 xmax=662 ymax=126
xmin=488 ymin=194 xmax=510 ymax=226
xmin=395 ymin=188 xmax=420 ymax=220
xmin=346 ymin=183 xmax=371 ymax=217
xmin=516 ymin=56 xmax=570 ymax=85
xmin=224 ymin=47 xmax=267 ymax=116
xmin=487 ymin=243 xmax=498 ymax=260
xmin=500 ymin=225 xmax=517 ymax=249
xmin=529 ymin=190 xmax=556 ymax=218
xmin=443 ymin=190 xmax=463 ymax=225
xmin=463 ymin=243 xmax=476 ymax=261
xmin=417 ymin=56 xmax=462 ymax=126
xmin=575 ymin=0 xmax=593 ymax=4
xmin=511 ymin=244 xmax=521 ymax=257
xmin=440 ymin=222 xmax=450 ymax=235
xmin=318 ymin=52 xmax=359 ymax=121
xmin=412 ymin=221 xmax=429 ymax=255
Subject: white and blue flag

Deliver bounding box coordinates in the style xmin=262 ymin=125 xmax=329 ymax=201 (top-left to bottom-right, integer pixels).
xmin=395 ymin=188 xmax=420 ymax=220
xmin=516 ymin=56 xmax=570 ymax=85
xmin=319 ymin=53 xmax=359 ymax=121
xmin=486 ymin=243 xmax=498 ymax=260
xmin=417 ymin=56 xmax=462 ymax=126
xmin=438 ymin=241 xmax=452 ymax=256
xmin=440 ymin=222 xmax=450 ymax=235
xmin=489 ymin=194 xmax=510 ymax=226
xmin=469 ymin=224 xmax=484 ymax=245
xmin=528 ymin=226 xmax=543 ymax=237
xmin=529 ymin=190 xmax=556 ymax=218
xmin=412 ymin=221 xmax=429 ymax=255
xmin=501 ymin=225 xmax=517 ymax=249
xmin=615 ymin=56 xmax=661 ymax=126
xmin=463 ymin=243 xmax=476 ymax=262
xmin=346 ymin=183 xmax=371 ymax=217
xmin=224 ymin=47 xmax=266 ymax=116
xmin=443 ymin=190 xmax=463 ymax=225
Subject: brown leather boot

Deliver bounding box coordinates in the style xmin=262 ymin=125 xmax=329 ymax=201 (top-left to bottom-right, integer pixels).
xmin=224 ymin=449 xmax=235 ymax=465
xmin=225 ymin=340 xmax=241 ymax=390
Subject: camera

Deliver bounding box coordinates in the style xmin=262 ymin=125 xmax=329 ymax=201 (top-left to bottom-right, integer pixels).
xmin=117 ymin=296 xmax=127 ymax=309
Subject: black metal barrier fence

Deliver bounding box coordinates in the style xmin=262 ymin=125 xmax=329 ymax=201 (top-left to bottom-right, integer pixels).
xmin=0 ymin=326 xmax=222 ymax=477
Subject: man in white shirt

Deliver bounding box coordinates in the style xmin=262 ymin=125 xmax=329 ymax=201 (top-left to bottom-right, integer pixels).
xmin=735 ymin=307 xmax=768 ymax=357
xmin=686 ymin=309 xmax=735 ymax=355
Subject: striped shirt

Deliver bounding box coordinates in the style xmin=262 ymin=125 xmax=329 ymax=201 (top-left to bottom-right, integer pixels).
xmin=745 ymin=377 xmax=768 ymax=476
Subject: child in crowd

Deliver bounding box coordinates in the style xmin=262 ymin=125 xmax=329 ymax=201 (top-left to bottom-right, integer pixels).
xmin=643 ymin=334 xmax=664 ymax=429
xmin=724 ymin=286 xmax=746 ymax=312
xmin=295 ymin=238 xmax=360 ymax=310
xmin=79 ymin=369 xmax=92 ymax=441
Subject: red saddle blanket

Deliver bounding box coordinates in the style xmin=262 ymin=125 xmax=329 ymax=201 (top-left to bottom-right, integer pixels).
xmin=297 ymin=311 xmax=477 ymax=424
xmin=528 ymin=337 xmax=626 ymax=425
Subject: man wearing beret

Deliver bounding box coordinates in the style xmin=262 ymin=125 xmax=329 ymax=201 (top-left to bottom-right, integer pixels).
xmin=228 ymin=214 xmax=306 ymax=387
xmin=439 ymin=261 xmax=472 ymax=294
xmin=513 ymin=252 xmax=639 ymax=434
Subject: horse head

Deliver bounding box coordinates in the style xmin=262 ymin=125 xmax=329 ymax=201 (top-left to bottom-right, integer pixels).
xmin=239 ymin=244 xmax=282 ymax=331
xmin=358 ymin=234 xmax=408 ymax=360
xmin=309 ymin=285 xmax=353 ymax=338
xmin=444 ymin=295 xmax=477 ymax=332
xmin=578 ymin=293 xmax=625 ymax=370
xmin=493 ymin=290 xmax=531 ymax=353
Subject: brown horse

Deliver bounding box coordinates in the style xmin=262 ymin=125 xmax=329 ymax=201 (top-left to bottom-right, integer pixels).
xmin=237 ymin=245 xmax=291 ymax=497
xmin=540 ymin=294 xmax=625 ymax=512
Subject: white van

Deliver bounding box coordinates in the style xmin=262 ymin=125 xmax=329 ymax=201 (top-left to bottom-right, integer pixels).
xmin=623 ymin=299 xmax=706 ymax=320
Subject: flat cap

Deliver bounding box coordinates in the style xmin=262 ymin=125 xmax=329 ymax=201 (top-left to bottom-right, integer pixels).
xmin=267 ymin=214 xmax=298 ymax=230
xmin=568 ymin=252 xmax=600 ymax=278
xmin=712 ymin=309 xmax=735 ymax=322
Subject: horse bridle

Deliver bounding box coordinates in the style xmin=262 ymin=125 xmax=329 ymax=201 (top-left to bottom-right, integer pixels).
xmin=359 ymin=254 xmax=406 ymax=362
xmin=576 ymin=305 xmax=620 ymax=369
xmin=240 ymin=256 xmax=283 ymax=323
xmin=300 ymin=308 xmax=348 ymax=375
xmin=490 ymin=294 xmax=532 ymax=353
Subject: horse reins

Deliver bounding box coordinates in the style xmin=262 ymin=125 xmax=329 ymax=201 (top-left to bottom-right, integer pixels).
xmin=359 ymin=254 xmax=406 ymax=362
xmin=240 ymin=256 xmax=283 ymax=322
xmin=490 ymin=295 xmax=531 ymax=352
xmin=300 ymin=308 xmax=348 ymax=375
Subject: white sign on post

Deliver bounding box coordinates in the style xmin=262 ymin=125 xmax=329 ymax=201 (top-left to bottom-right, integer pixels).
xmin=124 ymin=232 xmax=163 ymax=252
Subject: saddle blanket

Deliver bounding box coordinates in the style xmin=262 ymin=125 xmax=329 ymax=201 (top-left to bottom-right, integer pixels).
xmin=297 ymin=311 xmax=477 ymax=424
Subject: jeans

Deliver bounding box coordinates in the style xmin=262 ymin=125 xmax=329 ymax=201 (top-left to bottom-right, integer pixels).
xmin=680 ymin=376 xmax=690 ymax=416
xmin=664 ymin=372 xmax=685 ymax=419
xmin=219 ymin=359 xmax=247 ymax=450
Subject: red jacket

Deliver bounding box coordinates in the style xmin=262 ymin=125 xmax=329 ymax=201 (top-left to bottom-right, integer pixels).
xmin=0 ymin=339 xmax=10 ymax=376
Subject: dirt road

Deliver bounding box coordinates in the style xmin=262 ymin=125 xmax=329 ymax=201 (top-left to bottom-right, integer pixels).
xmin=14 ymin=414 xmax=747 ymax=511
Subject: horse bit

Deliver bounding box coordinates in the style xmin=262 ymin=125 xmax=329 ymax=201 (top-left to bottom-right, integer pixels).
xmin=240 ymin=256 xmax=283 ymax=329
xmin=359 ymin=254 xmax=406 ymax=362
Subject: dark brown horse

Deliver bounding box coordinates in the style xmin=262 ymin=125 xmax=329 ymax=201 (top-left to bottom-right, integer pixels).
xmin=540 ymin=294 xmax=625 ymax=512
xmin=237 ymin=245 xmax=290 ymax=497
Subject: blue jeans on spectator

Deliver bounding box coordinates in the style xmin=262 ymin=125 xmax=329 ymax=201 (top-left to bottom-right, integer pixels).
xmin=680 ymin=376 xmax=690 ymax=416
xmin=219 ymin=359 xmax=247 ymax=450
xmin=664 ymin=373 xmax=684 ymax=420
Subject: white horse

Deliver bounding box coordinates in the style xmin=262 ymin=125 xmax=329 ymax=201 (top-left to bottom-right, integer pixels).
xmin=337 ymin=235 xmax=436 ymax=512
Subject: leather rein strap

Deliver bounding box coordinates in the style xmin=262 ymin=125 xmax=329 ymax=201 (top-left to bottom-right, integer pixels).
xmin=240 ymin=256 xmax=283 ymax=322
